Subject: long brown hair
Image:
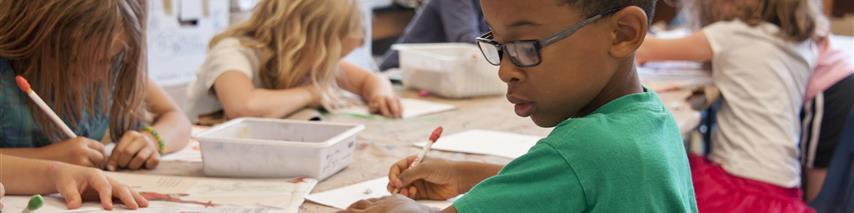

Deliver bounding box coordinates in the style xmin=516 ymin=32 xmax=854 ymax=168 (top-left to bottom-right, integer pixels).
xmin=210 ymin=0 xmax=362 ymax=106
xmin=0 ymin=0 xmax=148 ymax=142
xmin=688 ymin=0 xmax=820 ymax=42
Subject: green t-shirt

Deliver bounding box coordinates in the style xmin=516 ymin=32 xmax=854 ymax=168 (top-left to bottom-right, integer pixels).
xmin=453 ymin=89 xmax=697 ymax=213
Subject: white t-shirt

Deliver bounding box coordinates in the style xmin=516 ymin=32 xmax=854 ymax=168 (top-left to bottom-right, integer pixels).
xmin=703 ymin=20 xmax=817 ymax=188
xmin=186 ymin=37 xmax=263 ymax=121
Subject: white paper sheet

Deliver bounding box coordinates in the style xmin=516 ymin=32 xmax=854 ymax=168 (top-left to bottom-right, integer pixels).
xmin=306 ymin=177 xmax=455 ymax=210
xmin=413 ymin=130 xmax=542 ymax=159
xmin=106 ymin=173 xmax=315 ymax=212
xmin=160 ymin=140 xmax=203 ymax=162
xmin=637 ymin=61 xmax=713 ymax=91
xmin=1 ymin=195 xmax=288 ymax=213
xmin=334 ymin=99 xmax=456 ymax=119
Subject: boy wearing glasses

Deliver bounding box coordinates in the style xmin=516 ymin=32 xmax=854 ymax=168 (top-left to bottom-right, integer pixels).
xmin=341 ymin=0 xmax=697 ymax=212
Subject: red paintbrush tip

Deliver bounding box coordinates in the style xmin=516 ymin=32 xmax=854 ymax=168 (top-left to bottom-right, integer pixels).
xmin=15 ymin=76 xmax=31 ymax=93
xmin=429 ymin=126 xmax=443 ymax=142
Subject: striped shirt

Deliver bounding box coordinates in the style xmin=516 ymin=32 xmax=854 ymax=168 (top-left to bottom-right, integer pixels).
xmin=0 ymin=58 xmax=109 ymax=147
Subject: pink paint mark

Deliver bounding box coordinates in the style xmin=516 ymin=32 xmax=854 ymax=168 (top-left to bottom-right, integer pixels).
xmin=140 ymin=192 xmax=216 ymax=208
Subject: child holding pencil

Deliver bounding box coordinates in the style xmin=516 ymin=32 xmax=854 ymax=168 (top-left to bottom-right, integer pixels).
xmin=0 ymin=155 xmax=149 ymax=211
xmin=637 ymin=0 xmax=821 ymax=211
xmin=0 ymin=0 xmax=191 ymax=171
xmin=342 ymin=0 xmax=697 ymax=212
xmin=186 ymin=0 xmax=402 ymax=122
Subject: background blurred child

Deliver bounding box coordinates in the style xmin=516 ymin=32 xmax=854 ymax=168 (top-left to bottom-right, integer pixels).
xmin=187 ymin=0 xmax=401 ymax=122
xmin=0 ymin=0 xmax=191 ymax=171
xmin=638 ymin=0 xmax=821 ymax=211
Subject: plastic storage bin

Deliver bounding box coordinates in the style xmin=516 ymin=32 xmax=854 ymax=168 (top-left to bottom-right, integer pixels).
xmin=393 ymin=43 xmax=506 ymax=98
xmin=194 ymin=118 xmax=364 ymax=180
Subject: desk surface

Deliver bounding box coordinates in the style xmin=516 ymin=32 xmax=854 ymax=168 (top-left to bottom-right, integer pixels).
xmin=136 ymin=88 xmax=700 ymax=212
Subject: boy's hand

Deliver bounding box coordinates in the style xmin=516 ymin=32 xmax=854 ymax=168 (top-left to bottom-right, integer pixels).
xmin=388 ymin=156 xmax=461 ymax=200
xmin=47 ymin=161 xmax=148 ymax=210
xmin=40 ymin=137 xmax=105 ymax=168
xmin=368 ymin=94 xmax=402 ymax=118
xmin=340 ymin=195 xmax=437 ymax=213
xmin=107 ymin=131 xmax=160 ymax=171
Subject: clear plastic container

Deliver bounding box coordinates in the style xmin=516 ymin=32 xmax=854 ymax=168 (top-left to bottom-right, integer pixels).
xmin=393 ymin=43 xmax=506 ymax=98
xmin=194 ymin=118 xmax=364 ymax=180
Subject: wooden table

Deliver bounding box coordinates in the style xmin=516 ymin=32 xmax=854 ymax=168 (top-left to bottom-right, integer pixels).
xmin=138 ymin=87 xmax=701 ymax=212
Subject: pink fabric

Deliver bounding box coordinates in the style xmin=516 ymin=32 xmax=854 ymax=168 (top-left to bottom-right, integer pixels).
xmin=805 ymin=36 xmax=854 ymax=101
xmin=689 ymin=154 xmax=814 ymax=213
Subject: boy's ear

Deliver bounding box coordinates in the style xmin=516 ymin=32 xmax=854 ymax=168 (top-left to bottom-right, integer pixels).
xmin=608 ymin=6 xmax=648 ymax=59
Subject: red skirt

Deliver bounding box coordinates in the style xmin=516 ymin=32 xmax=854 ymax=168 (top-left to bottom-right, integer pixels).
xmin=688 ymin=154 xmax=814 ymax=213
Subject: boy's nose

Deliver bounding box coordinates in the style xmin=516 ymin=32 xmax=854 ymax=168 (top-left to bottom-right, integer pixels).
xmin=498 ymin=59 xmax=525 ymax=84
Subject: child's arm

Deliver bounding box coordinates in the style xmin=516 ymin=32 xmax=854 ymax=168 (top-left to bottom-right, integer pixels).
xmin=387 ymin=156 xmax=502 ymax=200
xmin=213 ymin=71 xmax=321 ymax=119
xmin=636 ymin=31 xmax=714 ymax=64
xmin=142 ymin=78 xmax=191 ymax=153
xmin=337 ymin=61 xmax=402 ymax=118
xmin=0 ymin=137 xmax=105 ymax=168
xmin=0 ymin=155 xmax=148 ymax=210
xmin=107 ymin=78 xmax=192 ymax=171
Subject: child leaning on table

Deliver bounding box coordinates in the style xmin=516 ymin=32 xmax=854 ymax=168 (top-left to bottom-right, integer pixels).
xmin=186 ymin=0 xmax=402 ymax=122
xmin=637 ymin=0 xmax=821 ymax=211
xmin=341 ymin=0 xmax=698 ymax=212
xmin=0 ymin=0 xmax=191 ymax=171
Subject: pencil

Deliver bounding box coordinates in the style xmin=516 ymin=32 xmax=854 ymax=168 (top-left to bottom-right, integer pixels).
xmin=394 ymin=126 xmax=443 ymax=194
xmin=16 ymin=76 xmax=77 ymax=139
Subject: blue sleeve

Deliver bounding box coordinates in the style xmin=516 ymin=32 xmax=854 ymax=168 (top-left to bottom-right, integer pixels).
xmin=435 ymin=0 xmax=485 ymax=43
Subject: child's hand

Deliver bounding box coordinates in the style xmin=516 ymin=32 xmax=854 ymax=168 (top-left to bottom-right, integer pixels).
xmin=0 ymin=182 xmax=5 ymax=210
xmin=106 ymin=131 xmax=160 ymax=171
xmin=47 ymin=161 xmax=148 ymax=210
xmin=340 ymin=194 xmax=436 ymax=213
xmin=40 ymin=137 xmax=105 ymax=168
xmin=368 ymin=94 xmax=402 ymax=118
xmin=387 ymin=156 xmax=461 ymax=200
xmin=302 ymin=85 xmax=324 ymax=108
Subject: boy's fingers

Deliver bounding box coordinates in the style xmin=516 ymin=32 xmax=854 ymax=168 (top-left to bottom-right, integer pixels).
xmin=388 ymin=98 xmax=402 ymax=118
xmin=398 ymin=164 xmax=430 ymax=186
xmin=347 ymin=199 xmax=373 ymax=210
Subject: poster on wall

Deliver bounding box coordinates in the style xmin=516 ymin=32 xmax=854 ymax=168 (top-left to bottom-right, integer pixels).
xmin=147 ymin=0 xmax=229 ymax=86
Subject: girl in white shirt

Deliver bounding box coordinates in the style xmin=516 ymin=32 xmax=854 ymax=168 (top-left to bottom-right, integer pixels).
xmin=637 ymin=0 xmax=821 ymax=212
xmin=188 ymin=0 xmax=401 ymax=122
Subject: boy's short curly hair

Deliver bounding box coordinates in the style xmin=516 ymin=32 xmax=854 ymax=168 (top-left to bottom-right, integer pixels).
xmin=560 ymin=0 xmax=658 ymax=22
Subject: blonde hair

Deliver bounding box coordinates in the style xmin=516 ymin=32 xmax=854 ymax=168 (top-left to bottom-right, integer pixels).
xmin=0 ymin=0 xmax=148 ymax=142
xmin=686 ymin=0 xmax=820 ymax=41
xmin=210 ymin=0 xmax=362 ymax=106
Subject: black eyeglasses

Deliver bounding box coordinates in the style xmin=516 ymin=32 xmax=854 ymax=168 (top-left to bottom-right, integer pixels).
xmin=476 ymin=8 xmax=621 ymax=68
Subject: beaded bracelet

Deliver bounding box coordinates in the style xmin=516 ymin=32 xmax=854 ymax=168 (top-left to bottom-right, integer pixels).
xmin=142 ymin=126 xmax=166 ymax=154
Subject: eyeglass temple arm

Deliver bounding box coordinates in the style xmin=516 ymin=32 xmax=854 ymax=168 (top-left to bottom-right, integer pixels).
xmin=541 ymin=8 xmax=621 ymax=46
